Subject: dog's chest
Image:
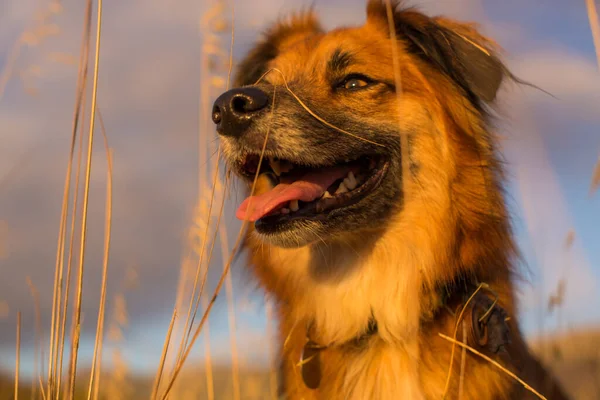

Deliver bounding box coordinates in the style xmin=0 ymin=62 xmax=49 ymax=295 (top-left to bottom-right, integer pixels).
xmin=288 ymin=339 xmax=427 ymax=400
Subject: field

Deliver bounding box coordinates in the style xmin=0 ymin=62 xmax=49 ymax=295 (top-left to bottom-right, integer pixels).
xmin=2 ymin=327 xmax=600 ymax=399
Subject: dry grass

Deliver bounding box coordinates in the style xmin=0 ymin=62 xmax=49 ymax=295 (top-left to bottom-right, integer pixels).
xmin=15 ymin=311 xmax=22 ymax=400
xmin=439 ymin=333 xmax=548 ymax=400
xmin=87 ymin=125 xmax=113 ymax=400
xmin=531 ymin=328 xmax=600 ymax=400
xmin=151 ymin=312 xmax=177 ymax=400
xmin=586 ymin=0 xmax=600 ymax=196
xmin=66 ymin=0 xmax=104 ymax=394
xmin=49 ymin=1 xmax=93 ymax=398
xmin=26 ymin=277 xmax=44 ymax=400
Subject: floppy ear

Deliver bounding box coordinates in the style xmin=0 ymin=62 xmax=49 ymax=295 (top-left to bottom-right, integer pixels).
xmin=235 ymin=10 xmax=323 ymax=87
xmin=367 ymin=1 xmax=506 ymax=106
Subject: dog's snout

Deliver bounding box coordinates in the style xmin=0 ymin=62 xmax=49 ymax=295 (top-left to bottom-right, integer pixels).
xmin=212 ymin=87 xmax=269 ymax=137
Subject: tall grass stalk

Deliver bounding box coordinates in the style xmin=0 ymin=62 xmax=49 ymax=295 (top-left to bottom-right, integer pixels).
xmin=220 ymin=220 xmax=240 ymax=400
xmin=585 ymin=0 xmax=600 ymax=196
xmin=439 ymin=333 xmax=548 ymax=400
xmin=90 ymin=114 xmax=112 ymax=400
xmin=160 ymin=83 xmax=277 ymax=399
xmin=221 ymin=4 xmax=240 ymax=398
xmin=265 ymin=299 xmax=278 ymax=400
xmin=175 ymin=2 xmax=231 ymax=364
xmin=201 ymin=294 xmax=215 ymax=400
xmin=87 ymin=120 xmax=113 ymax=400
xmin=26 ymin=277 xmax=43 ymax=400
xmin=48 ymin=0 xmax=92 ymax=397
xmin=161 ymin=4 xmax=232 ymax=397
xmin=151 ymin=312 xmax=177 ymax=400
xmin=67 ymin=0 xmax=103 ymax=397
xmin=15 ymin=311 xmax=21 ymax=400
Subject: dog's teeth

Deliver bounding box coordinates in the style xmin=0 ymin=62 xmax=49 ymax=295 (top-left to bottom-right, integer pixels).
xmin=322 ymin=191 xmax=333 ymax=199
xmin=270 ymin=158 xmax=282 ymax=176
xmin=290 ymin=200 xmax=299 ymax=212
xmin=344 ymin=172 xmax=357 ymax=190
xmin=343 ymin=178 xmax=352 ymax=190
xmin=348 ymin=171 xmax=357 ymax=185
xmin=281 ymin=208 xmax=290 ymax=214
xmin=335 ymin=182 xmax=348 ymax=194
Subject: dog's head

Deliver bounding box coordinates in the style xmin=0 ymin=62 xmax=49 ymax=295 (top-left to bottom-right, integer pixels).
xmin=213 ymin=0 xmax=508 ymax=249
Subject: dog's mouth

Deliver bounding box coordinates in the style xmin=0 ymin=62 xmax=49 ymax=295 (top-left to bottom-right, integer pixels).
xmin=235 ymin=154 xmax=389 ymax=228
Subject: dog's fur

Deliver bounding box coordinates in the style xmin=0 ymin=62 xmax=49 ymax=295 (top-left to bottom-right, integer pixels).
xmin=216 ymin=1 xmax=569 ymax=399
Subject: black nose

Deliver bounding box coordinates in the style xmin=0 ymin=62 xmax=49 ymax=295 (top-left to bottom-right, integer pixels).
xmin=212 ymin=87 xmax=269 ymax=137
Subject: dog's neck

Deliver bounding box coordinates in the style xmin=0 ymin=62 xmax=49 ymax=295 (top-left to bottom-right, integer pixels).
xmin=248 ymin=206 xmax=515 ymax=349
xmin=251 ymin=223 xmax=453 ymax=346
xmin=303 ymin=272 xmax=481 ymax=348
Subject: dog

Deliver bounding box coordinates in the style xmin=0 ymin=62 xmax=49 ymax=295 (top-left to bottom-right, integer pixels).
xmin=211 ymin=1 xmax=569 ymax=398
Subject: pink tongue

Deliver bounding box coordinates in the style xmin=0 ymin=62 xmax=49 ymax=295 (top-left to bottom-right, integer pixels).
xmin=236 ymin=166 xmax=351 ymax=221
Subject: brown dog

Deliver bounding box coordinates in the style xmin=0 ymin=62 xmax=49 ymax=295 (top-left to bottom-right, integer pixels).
xmin=211 ymin=1 xmax=569 ymax=399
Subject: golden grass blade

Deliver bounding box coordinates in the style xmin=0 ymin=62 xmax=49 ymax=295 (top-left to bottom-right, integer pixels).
xmin=265 ymin=299 xmax=279 ymax=400
xmin=68 ymin=0 xmax=104 ymax=397
xmin=255 ymin=68 xmax=384 ymax=147
xmin=170 ymin=168 xmax=229 ymax=397
xmin=91 ymin=113 xmax=112 ymax=400
xmin=175 ymin=26 xmax=226 ymax=371
xmin=225 ymin=1 xmax=235 ymax=89
xmin=458 ymin=322 xmax=467 ymax=400
xmin=165 ymin=259 xmax=191 ymax=384
xmin=442 ymin=284 xmax=486 ymax=399
xmin=586 ymin=0 xmax=600 ymax=69
xmin=151 ymin=312 xmax=177 ymax=400
xmin=187 ymin=172 xmax=231 ymax=399
xmin=175 ymin=155 xmax=222 ymax=363
xmin=222 ymin=7 xmax=240 ymax=395
xmin=15 ymin=311 xmax=21 ymax=400
xmin=201 ymin=294 xmax=215 ymax=400
xmin=186 ymin=168 xmax=229 ymax=334
xmin=162 ymin=2 xmax=231 ymax=387
xmin=39 ymin=374 xmax=47 ymax=400
xmin=160 ymin=86 xmax=278 ymax=400
xmin=50 ymin=1 xmax=93 ymax=397
xmin=220 ymin=222 xmax=240 ymax=400
xmin=591 ymin=156 xmax=600 ymax=196
xmin=438 ymin=333 xmax=548 ymax=400
xmin=26 ymin=277 xmax=43 ymax=400
xmin=57 ymin=117 xmax=85 ymax=400
xmin=171 ymin=0 xmax=237 ymax=380
xmin=87 ymin=124 xmax=113 ymax=400
xmin=586 ymin=0 xmax=600 ymax=197
xmin=383 ymin=0 xmax=410 ymax=197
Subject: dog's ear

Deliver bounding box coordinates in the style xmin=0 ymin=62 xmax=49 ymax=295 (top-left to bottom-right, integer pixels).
xmin=235 ymin=10 xmax=323 ymax=87
xmin=367 ymin=1 xmax=506 ymax=106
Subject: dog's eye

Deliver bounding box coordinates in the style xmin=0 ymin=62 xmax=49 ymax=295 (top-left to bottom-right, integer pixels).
xmin=343 ymin=78 xmax=369 ymax=90
xmin=338 ymin=75 xmax=373 ymax=91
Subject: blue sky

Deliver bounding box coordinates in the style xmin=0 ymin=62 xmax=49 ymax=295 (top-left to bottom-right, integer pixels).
xmin=0 ymin=0 xmax=599 ymax=380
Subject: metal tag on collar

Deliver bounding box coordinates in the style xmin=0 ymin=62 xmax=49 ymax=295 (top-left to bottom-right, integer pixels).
xmin=300 ymin=339 xmax=325 ymax=390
